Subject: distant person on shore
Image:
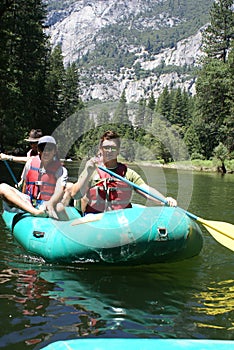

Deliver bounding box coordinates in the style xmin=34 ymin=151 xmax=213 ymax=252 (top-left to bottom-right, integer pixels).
xmin=0 ymin=136 xmax=68 ymax=220
xmin=63 ymin=130 xmax=177 ymax=215
xmin=0 ymin=129 xmax=43 ymax=164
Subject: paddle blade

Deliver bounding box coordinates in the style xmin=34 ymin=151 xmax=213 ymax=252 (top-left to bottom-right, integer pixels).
xmin=71 ymin=213 xmax=103 ymax=226
xmin=197 ymin=218 xmax=234 ymax=252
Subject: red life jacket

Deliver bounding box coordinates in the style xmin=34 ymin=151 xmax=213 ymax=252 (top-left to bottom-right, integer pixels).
xmin=85 ymin=163 xmax=132 ymax=214
xmin=25 ymin=156 xmax=61 ymax=201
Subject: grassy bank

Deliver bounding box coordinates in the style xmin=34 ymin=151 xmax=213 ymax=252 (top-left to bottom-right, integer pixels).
xmin=138 ymin=159 xmax=234 ymax=173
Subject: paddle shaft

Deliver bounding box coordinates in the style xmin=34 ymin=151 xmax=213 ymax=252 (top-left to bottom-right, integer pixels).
xmin=0 ymin=145 xmax=18 ymax=185
xmin=98 ymin=165 xmax=198 ymax=220
xmin=3 ymin=160 xmax=18 ymax=185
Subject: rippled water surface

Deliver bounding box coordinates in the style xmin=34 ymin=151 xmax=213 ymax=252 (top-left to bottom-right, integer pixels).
xmin=0 ymin=163 xmax=233 ymax=349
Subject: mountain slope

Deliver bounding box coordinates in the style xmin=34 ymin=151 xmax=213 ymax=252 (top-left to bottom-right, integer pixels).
xmin=45 ymin=0 xmax=214 ymax=102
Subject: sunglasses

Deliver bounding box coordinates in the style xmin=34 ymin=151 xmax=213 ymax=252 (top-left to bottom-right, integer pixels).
xmin=30 ymin=142 xmax=38 ymax=145
xmin=102 ymin=146 xmax=118 ymax=151
xmin=38 ymin=143 xmax=55 ymax=152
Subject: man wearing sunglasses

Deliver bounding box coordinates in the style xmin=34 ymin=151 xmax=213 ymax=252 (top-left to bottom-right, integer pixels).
xmin=0 ymin=136 xmax=68 ymax=219
xmin=69 ymin=130 xmax=177 ymax=215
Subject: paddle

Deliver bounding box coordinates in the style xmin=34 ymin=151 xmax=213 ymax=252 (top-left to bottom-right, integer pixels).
xmin=71 ymin=213 xmax=104 ymax=226
xmin=98 ymin=165 xmax=234 ymax=252
xmin=2 ymin=160 xmax=18 ymax=186
xmin=0 ymin=147 xmax=18 ymax=185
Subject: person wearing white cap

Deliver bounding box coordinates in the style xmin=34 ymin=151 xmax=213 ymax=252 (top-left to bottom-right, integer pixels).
xmin=0 ymin=136 xmax=68 ymax=219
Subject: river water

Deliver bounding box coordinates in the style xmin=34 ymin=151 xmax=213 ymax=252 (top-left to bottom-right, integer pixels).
xmin=0 ymin=162 xmax=233 ymax=349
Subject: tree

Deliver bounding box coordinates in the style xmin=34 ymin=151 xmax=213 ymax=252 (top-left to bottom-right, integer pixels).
xmin=147 ymin=91 xmax=156 ymax=111
xmin=184 ymin=122 xmax=202 ymax=158
xmin=112 ymin=89 xmax=130 ymax=126
xmin=155 ymin=86 xmax=171 ymax=121
xmin=120 ymin=138 xmax=135 ymax=162
xmin=0 ymin=1 xmax=84 ymax=149
xmin=62 ymin=62 xmax=83 ymax=119
xmin=45 ymin=45 xmax=84 ymax=133
xmin=134 ymin=98 xmax=146 ymax=127
xmin=195 ymin=0 xmax=234 ymax=158
xmin=202 ymin=0 xmax=234 ymax=63
xmin=213 ymin=142 xmax=229 ymax=173
xmin=225 ymin=45 xmax=234 ymax=153
xmin=0 ymin=0 xmax=49 ymax=147
xmin=96 ymin=106 xmax=111 ymax=126
xmin=195 ymin=60 xmax=230 ymax=158
xmin=45 ymin=45 xmax=66 ymax=131
xmin=170 ymin=87 xmax=185 ymax=127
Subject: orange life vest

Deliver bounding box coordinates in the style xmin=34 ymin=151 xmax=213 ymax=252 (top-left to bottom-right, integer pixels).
xmin=25 ymin=156 xmax=61 ymax=201
xmin=85 ymin=164 xmax=132 ymax=214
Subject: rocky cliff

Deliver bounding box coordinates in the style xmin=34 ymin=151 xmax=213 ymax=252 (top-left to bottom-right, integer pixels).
xmin=45 ymin=0 xmax=213 ymax=102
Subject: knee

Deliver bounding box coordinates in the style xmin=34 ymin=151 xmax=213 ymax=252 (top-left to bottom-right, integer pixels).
xmin=56 ymin=202 xmax=69 ymax=221
xmin=62 ymin=183 xmax=73 ymax=206
xmin=56 ymin=202 xmax=65 ymax=213
xmin=0 ymin=183 xmax=9 ymax=196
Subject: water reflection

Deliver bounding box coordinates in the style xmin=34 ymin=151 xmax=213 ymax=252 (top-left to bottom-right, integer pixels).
xmin=0 ymin=267 xmax=101 ymax=349
xmin=39 ymin=263 xmax=233 ymax=340
xmin=195 ymin=280 xmax=234 ymax=318
xmin=0 ymin=267 xmax=52 ymax=348
xmin=191 ymin=282 xmax=234 ymax=342
xmin=0 ymin=258 xmax=233 ymax=349
xmin=0 ymin=166 xmax=233 ymax=349
xmin=0 ymin=268 xmax=50 ymax=313
xmin=39 ymin=264 xmax=199 ymax=339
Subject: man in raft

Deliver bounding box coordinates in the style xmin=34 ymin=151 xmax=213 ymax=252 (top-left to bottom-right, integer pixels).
xmin=66 ymin=130 xmax=177 ymax=215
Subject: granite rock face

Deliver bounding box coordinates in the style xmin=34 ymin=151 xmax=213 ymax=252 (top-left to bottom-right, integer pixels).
xmin=45 ymin=0 xmax=209 ymax=102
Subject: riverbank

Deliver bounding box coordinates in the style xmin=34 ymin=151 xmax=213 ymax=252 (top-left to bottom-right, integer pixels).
xmin=64 ymin=158 xmax=234 ymax=174
xmin=134 ymin=159 xmax=234 ymax=174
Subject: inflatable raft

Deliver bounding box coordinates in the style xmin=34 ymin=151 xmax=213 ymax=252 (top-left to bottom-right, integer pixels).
xmin=41 ymin=338 xmax=233 ymax=350
xmin=2 ymin=205 xmax=203 ymax=265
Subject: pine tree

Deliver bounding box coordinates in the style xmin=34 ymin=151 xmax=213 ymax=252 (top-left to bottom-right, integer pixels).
xmin=155 ymin=86 xmax=171 ymax=121
xmin=147 ymin=91 xmax=156 ymax=110
xmin=184 ymin=122 xmax=203 ymax=158
xmin=0 ymin=0 xmax=49 ymax=146
xmin=224 ymin=45 xmax=234 ymax=153
xmin=170 ymin=88 xmax=184 ymax=126
xmin=134 ymin=98 xmax=146 ymax=127
xmin=196 ymin=60 xmax=231 ymax=158
xmin=195 ymin=0 xmax=234 ymax=158
xmin=62 ymin=62 xmax=83 ymax=119
xmin=96 ymin=106 xmax=111 ymax=126
xmin=45 ymin=45 xmax=65 ymax=131
xmin=112 ymin=90 xmax=130 ymax=126
xmin=202 ymin=0 xmax=234 ymax=63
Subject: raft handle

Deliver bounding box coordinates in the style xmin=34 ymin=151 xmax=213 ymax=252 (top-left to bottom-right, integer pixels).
xmin=157 ymin=227 xmax=168 ymax=241
xmin=33 ymin=231 xmax=45 ymax=238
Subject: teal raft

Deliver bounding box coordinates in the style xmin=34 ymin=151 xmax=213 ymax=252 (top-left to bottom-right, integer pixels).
xmin=2 ymin=205 xmax=203 ymax=265
xmin=41 ymin=338 xmax=233 ymax=350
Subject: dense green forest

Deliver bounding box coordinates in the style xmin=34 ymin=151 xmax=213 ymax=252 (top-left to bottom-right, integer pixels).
xmin=0 ymin=0 xmax=233 ymax=169
xmin=0 ymin=0 xmax=83 ymax=149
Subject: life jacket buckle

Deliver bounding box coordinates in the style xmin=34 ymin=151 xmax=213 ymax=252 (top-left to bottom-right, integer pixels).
xmin=35 ymin=181 xmax=43 ymax=185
